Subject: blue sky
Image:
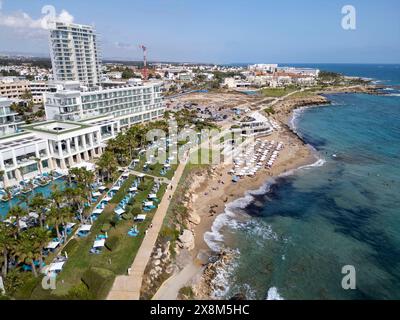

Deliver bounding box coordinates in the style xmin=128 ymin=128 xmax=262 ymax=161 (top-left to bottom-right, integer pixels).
xmin=0 ymin=0 xmax=399 ymax=63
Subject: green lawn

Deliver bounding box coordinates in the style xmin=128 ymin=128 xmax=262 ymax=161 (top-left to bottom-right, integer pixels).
xmin=134 ymin=154 xmax=178 ymax=180
xmin=27 ymin=174 xmax=167 ymax=300
xmin=287 ymin=86 xmax=325 ymax=99
xmin=261 ymin=87 xmax=298 ymax=97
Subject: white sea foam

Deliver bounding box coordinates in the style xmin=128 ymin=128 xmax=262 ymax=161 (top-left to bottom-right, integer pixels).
xmin=266 ymin=287 xmax=284 ymax=300
xmin=289 ymin=103 xmax=332 ymax=132
xmin=204 ymin=180 xmax=274 ymax=252
xmin=210 ymin=249 xmax=240 ymax=299
xmin=289 ymin=106 xmax=309 ymax=131
xmin=387 ymin=93 xmax=400 ymax=97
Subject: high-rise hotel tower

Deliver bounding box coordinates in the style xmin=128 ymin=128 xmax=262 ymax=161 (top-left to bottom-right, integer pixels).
xmin=49 ymin=22 xmax=101 ymax=87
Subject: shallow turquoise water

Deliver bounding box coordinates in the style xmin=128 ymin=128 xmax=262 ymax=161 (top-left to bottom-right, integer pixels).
xmin=206 ymin=66 xmax=400 ymax=300
xmin=0 ymin=178 xmax=66 ymax=218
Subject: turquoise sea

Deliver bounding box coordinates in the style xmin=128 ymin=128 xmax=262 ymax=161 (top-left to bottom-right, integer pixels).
xmin=204 ymin=64 xmax=400 ymax=300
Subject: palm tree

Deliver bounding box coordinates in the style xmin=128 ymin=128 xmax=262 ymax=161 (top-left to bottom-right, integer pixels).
xmin=58 ymin=206 xmax=74 ymax=242
xmin=50 ymin=185 xmax=64 ymax=209
xmin=47 ymin=204 xmax=63 ymax=240
xmin=109 ymin=134 xmax=129 ymax=165
xmin=97 ymin=151 xmax=118 ymax=182
xmin=3 ymin=187 xmax=12 ymax=201
xmin=15 ymin=228 xmax=49 ymax=277
xmin=28 ymin=227 xmax=51 ymax=270
xmin=17 ymin=193 xmax=30 ymax=207
xmin=70 ymin=168 xmax=95 ymax=204
xmin=28 ymin=193 xmax=49 ymax=228
xmin=7 ymin=206 xmax=28 ymax=233
xmin=0 ymin=223 xmax=17 ymax=278
xmin=64 ymin=186 xmax=82 ymax=220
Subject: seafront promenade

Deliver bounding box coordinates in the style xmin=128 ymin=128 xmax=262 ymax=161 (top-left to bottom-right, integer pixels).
xmin=107 ymin=159 xmax=187 ymax=300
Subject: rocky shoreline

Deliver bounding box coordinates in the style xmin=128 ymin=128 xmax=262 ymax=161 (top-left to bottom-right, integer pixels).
xmin=145 ymin=84 xmax=386 ymax=300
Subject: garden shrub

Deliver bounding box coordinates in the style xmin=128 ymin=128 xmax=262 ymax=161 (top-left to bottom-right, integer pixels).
xmin=81 ymin=267 xmax=115 ymax=300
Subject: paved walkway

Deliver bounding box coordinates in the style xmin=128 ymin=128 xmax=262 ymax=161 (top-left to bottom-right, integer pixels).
xmin=152 ymin=261 xmax=204 ymax=300
xmin=107 ymin=158 xmax=187 ymax=300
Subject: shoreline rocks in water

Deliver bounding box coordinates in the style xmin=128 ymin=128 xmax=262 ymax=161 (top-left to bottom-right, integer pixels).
xmin=191 ymin=249 xmax=236 ymax=299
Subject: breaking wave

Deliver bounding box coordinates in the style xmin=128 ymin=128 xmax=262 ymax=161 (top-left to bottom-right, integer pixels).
xmin=266 ymin=287 xmax=284 ymax=300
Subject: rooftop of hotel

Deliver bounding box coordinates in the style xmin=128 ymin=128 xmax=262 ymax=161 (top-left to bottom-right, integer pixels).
xmin=22 ymin=120 xmax=92 ymax=135
xmin=0 ymin=134 xmax=43 ymax=151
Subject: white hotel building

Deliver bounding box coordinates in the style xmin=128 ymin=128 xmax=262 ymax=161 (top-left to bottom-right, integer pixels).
xmin=49 ymin=21 xmax=101 ymax=87
xmin=0 ymin=21 xmax=165 ymax=188
xmin=0 ymin=80 xmax=164 ymax=188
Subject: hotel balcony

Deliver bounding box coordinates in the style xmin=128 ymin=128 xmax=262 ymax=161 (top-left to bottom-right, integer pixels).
xmin=4 ymin=161 xmax=15 ymax=170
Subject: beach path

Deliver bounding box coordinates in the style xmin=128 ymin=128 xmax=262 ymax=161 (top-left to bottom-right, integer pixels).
xmin=106 ymin=160 xmax=187 ymax=300
xmin=152 ymin=261 xmax=204 ymax=300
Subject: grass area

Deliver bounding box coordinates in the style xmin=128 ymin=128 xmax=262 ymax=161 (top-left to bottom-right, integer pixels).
xmin=110 ymin=175 xmax=136 ymax=204
xmin=264 ymin=106 xmax=276 ymax=115
xmin=287 ymin=86 xmax=326 ymax=99
xmin=261 ymin=86 xmax=298 ymax=97
xmin=134 ymin=154 xmax=178 ymax=180
xmin=26 ymin=174 xmax=167 ymax=300
xmin=178 ymin=286 xmax=194 ymax=299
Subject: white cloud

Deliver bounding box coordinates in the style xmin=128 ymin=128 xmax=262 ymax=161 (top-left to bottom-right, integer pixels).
xmin=57 ymin=10 xmax=74 ymax=24
xmin=0 ymin=11 xmax=43 ymax=29
xmin=0 ymin=2 xmax=74 ymax=30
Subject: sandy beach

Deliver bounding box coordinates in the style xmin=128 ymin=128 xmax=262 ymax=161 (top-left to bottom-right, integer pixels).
xmin=152 ymin=85 xmax=380 ymax=300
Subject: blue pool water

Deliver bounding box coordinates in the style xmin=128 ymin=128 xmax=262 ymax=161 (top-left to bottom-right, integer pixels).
xmin=205 ymin=64 xmax=400 ymax=300
xmin=0 ymin=178 xmax=67 ymax=218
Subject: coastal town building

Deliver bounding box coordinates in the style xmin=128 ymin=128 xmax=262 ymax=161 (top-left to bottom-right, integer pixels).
xmin=0 ymin=77 xmax=30 ymax=99
xmin=0 ymin=77 xmax=50 ymax=103
xmin=232 ymin=111 xmax=273 ymax=137
xmin=248 ymin=64 xmax=278 ymax=73
xmin=44 ymin=81 xmax=164 ymax=126
xmin=49 ymin=21 xmax=102 ymax=87
xmin=29 ymin=81 xmax=49 ymax=104
xmin=223 ymin=76 xmax=252 ymax=89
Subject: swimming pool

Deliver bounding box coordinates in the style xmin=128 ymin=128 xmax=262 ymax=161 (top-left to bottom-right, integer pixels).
xmin=0 ymin=178 xmax=67 ymax=219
